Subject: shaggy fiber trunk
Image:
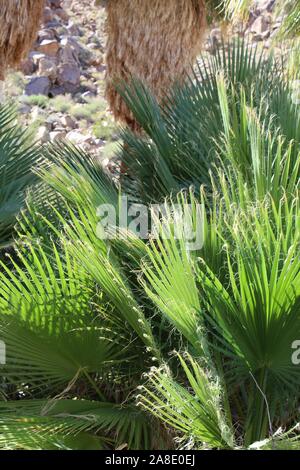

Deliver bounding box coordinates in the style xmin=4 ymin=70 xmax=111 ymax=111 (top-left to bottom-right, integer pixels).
xmin=105 ymin=0 xmax=206 ymax=129
xmin=0 ymin=0 xmax=45 ymax=80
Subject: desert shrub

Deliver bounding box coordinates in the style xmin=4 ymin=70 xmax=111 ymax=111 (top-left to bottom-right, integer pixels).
xmin=20 ymin=94 xmax=49 ymax=109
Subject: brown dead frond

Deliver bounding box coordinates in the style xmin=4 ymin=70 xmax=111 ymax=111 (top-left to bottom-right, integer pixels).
xmin=105 ymin=0 xmax=207 ymax=128
xmin=0 ymin=0 xmax=45 ymax=79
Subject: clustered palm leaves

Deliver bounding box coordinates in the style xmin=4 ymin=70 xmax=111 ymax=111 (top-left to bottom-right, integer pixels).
xmin=0 ymin=38 xmax=299 ymax=450
xmin=0 ymin=104 xmax=40 ymax=248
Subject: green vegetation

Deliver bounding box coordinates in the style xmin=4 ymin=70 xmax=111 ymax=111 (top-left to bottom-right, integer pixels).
xmin=0 ymin=103 xmax=41 ymax=248
xmin=20 ymin=94 xmax=50 ymax=109
xmin=70 ymin=97 xmax=106 ymax=122
xmin=0 ymin=38 xmax=299 ymax=450
xmin=50 ymin=94 xmax=74 ymax=114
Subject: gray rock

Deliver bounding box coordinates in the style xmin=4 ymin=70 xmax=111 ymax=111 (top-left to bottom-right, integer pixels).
xmin=60 ymin=36 xmax=93 ymax=66
xmin=31 ymin=107 xmax=47 ymax=122
xmin=45 ymin=113 xmax=62 ymax=129
xmin=94 ymin=138 xmax=105 ymax=147
xmin=60 ymin=36 xmax=81 ymax=55
xmin=81 ymin=91 xmax=95 ymax=102
xmin=25 ymin=77 xmax=50 ymax=96
xmin=38 ymin=29 xmax=55 ymax=41
xmin=48 ymin=0 xmax=62 ymax=8
xmin=19 ymin=104 xmax=31 ymax=114
xmin=87 ymin=43 xmax=98 ymax=50
xmin=53 ymin=8 xmax=69 ymax=22
xmin=255 ymin=0 xmax=275 ymax=12
xmin=272 ymin=21 xmax=282 ymax=31
xmin=66 ymin=21 xmax=82 ymax=37
xmin=43 ymin=6 xmax=54 ymax=24
xmin=48 ymin=85 xmax=65 ymax=97
xmin=58 ymin=41 xmax=80 ymax=74
xmin=210 ymin=28 xmax=222 ymax=42
xmin=57 ymin=63 xmax=81 ymax=92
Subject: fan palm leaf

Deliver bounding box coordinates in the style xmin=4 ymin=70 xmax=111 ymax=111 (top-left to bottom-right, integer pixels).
xmin=118 ymin=40 xmax=298 ymax=203
xmin=139 ymin=353 xmax=235 ymax=449
xmin=0 ymin=103 xmax=41 ymax=247
xmin=0 ymin=400 xmax=150 ymax=450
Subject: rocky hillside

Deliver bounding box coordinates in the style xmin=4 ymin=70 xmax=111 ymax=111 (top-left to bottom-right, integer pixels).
xmin=4 ymin=0 xmax=118 ymax=170
xmin=3 ymin=0 xmax=286 ymax=168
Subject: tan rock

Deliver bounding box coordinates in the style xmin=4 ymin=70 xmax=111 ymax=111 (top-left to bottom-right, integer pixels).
xmin=20 ymin=58 xmax=36 ymax=75
xmin=61 ymin=115 xmax=76 ymax=129
xmin=30 ymin=52 xmax=47 ymax=66
xmin=36 ymin=126 xmax=50 ymax=143
xmin=250 ymin=15 xmax=271 ymax=35
xmin=38 ymin=57 xmax=57 ymax=81
xmin=67 ymin=130 xmax=93 ymax=145
xmin=37 ymin=39 xmax=60 ymax=57
xmin=50 ymin=130 xmax=67 ymax=142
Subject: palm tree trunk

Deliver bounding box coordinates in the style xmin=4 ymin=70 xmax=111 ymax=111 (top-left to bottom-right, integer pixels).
xmin=105 ymin=0 xmax=206 ymax=129
xmin=0 ymin=0 xmax=45 ymax=80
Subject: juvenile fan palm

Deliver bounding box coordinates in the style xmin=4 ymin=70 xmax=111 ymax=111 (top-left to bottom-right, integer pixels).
xmin=119 ymin=40 xmax=299 ymax=203
xmin=0 ymin=216 xmax=157 ymax=449
xmin=0 ymin=145 xmax=163 ymax=450
xmin=105 ymin=0 xmax=300 ymax=129
xmin=0 ymin=103 xmax=41 ymax=248
xmin=1 ymin=138 xmax=299 ymax=448
xmin=0 ymin=39 xmax=299 ymax=449
xmin=138 ymin=182 xmax=300 ymax=447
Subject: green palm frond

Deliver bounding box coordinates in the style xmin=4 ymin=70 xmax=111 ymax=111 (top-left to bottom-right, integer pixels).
xmin=0 ymin=400 xmax=151 ymax=450
xmin=220 ymin=0 xmax=252 ymax=20
xmin=118 ymin=40 xmax=297 ymax=204
xmin=0 ymin=28 xmax=299 ymax=451
xmin=37 ymin=143 xmax=150 ymax=270
xmin=139 ymin=183 xmax=300 ymax=444
xmin=0 ymin=103 xmax=41 ymax=248
xmin=249 ymin=423 xmax=300 ymax=450
xmin=141 ymin=194 xmax=203 ymax=354
xmin=215 ymin=74 xmax=300 ymax=205
xmin=40 ymin=143 xmax=119 ymax=210
xmin=139 ymin=353 xmax=235 ymax=449
xmin=277 ymin=0 xmax=300 ymax=39
xmin=0 ymin=240 xmax=138 ymax=393
xmin=62 ymin=205 xmax=159 ymax=358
